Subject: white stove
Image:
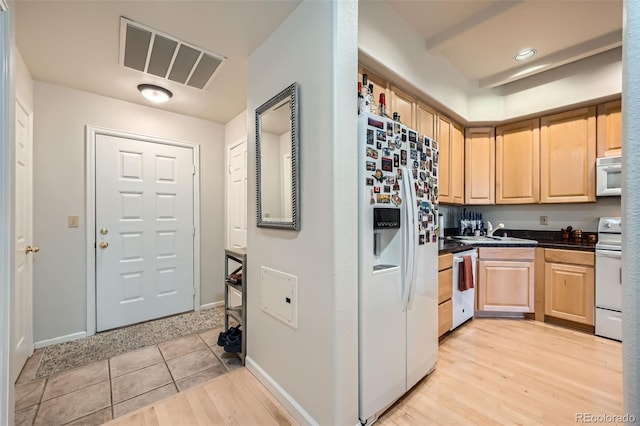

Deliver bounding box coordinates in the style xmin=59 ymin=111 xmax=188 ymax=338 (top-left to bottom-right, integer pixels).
xmin=595 ymin=217 xmax=622 ymax=341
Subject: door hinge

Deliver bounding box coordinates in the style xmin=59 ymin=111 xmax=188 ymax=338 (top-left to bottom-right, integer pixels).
xmin=192 ymin=165 xmax=196 ymax=175
xmin=193 ymin=287 xmax=197 ymax=295
xmin=193 ymin=227 xmax=196 ymax=236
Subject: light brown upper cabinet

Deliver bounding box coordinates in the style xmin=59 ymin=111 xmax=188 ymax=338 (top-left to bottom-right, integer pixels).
xmin=496 ymin=119 xmax=540 ymax=204
xmin=540 ymin=107 xmax=596 ymax=203
xmin=438 ymin=115 xmax=452 ymax=203
xmin=416 ymin=102 xmax=436 ymax=140
xmin=465 ymin=127 xmax=495 ymax=205
xmin=389 ymin=86 xmax=416 ymax=128
xmin=597 ymin=100 xmax=622 ymax=157
xmin=451 ymin=124 xmax=464 ymax=204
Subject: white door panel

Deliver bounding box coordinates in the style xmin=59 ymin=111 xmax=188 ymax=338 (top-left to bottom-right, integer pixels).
xmin=13 ymin=99 xmax=33 ymax=380
xmin=96 ymin=134 xmax=194 ymax=331
xmin=228 ymin=141 xmax=247 ymax=249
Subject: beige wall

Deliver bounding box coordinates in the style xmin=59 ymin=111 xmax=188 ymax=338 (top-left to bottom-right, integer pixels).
xmin=32 ymin=81 xmax=225 ymax=343
xmin=246 ymin=1 xmax=359 ymax=424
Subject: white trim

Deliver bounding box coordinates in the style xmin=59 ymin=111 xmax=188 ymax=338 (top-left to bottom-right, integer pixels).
xmin=0 ymin=7 xmax=14 ymax=425
xmin=245 ymin=356 xmax=318 ymax=426
xmin=200 ymin=300 xmax=224 ymax=310
xmin=225 ymin=138 xmax=247 ymax=249
xmin=0 ymin=1 xmax=7 ymax=12
xmin=34 ymin=331 xmax=87 ymax=349
xmin=85 ymin=126 xmax=201 ymax=336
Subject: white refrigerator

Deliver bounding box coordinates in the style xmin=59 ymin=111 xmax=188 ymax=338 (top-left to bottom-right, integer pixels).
xmin=358 ymin=113 xmax=439 ymax=424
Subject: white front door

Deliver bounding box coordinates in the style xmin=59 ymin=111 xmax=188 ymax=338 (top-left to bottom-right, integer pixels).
xmin=13 ymin=98 xmax=33 ymax=380
xmin=95 ymin=133 xmax=195 ymax=332
xmin=228 ymin=141 xmax=247 ymax=249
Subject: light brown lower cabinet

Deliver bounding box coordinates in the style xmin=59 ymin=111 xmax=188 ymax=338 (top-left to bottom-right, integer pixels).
xmin=438 ymin=254 xmax=453 ymax=337
xmin=477 ymin=248 xmax=535 ymax=313
xmin=544 ymin=249 xmax=595 ymax=325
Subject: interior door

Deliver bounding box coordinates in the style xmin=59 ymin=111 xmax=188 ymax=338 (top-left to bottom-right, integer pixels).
xmin=13 ymin=98 xmax=34 ymax=380
xmin=95 ymin=134 xmax=195 ymax=332
xmin=228 ymin=141 xmax=247 ymax=249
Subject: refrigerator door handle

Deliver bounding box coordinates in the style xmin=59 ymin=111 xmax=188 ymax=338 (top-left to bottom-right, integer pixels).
xmin=406 ymin=169 xmax=418 ymax=309
xmin=401 ymin=166 xmax=416 ymax=311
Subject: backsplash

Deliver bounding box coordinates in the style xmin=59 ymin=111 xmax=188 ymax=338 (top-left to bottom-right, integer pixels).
xmin=441 ymin=197 xmax=620 ymax=233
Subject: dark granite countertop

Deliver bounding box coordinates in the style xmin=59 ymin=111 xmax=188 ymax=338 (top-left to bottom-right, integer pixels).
xmin=438 ymin=229 xmax=597 ymax=255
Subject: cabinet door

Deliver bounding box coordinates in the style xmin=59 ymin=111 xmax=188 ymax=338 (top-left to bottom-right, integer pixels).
xmin=438 ymin=299 xmax=453 ymax=337
xmin=390 ymin=86 xmax=415 ymax=128
xmin=496 ymin=119 xmax=540 ymax=204
xmin=477 ymin=260 xmax=534 ymax=312
xmin=597 ymin=100 xmax=622 ymax=157
xmin=545 ymin=262 xmax=594 ymax=325
xmin=451 ymin=124 xmax=465 ymax=204
xmin=416 ymin=102 xmax=436 ymax=140
xmin=540 ymin=107 xmax=596 ymax=203
xmin=465 ymin=127 xmax=495 ymax=205
xmin=438 ymin=115 xmax=452 ymax=203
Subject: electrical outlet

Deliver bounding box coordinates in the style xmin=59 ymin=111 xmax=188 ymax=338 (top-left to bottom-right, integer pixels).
xmin=68 ymin=216 xmax=80 ymax=228
xmin=540 ymin=215 xmax=548 ymax=225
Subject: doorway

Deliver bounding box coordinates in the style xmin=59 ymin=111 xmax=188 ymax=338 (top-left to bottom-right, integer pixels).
xmin=86 ymin=127 xmax=201 ymax=334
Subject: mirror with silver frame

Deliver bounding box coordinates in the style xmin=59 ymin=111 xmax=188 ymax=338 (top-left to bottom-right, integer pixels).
xmin=256 ymin=82 xmax=299 ymax=230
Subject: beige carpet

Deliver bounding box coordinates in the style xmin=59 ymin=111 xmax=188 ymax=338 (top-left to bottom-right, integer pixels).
xmin=35 ymin=308 xmax=225 ymax=378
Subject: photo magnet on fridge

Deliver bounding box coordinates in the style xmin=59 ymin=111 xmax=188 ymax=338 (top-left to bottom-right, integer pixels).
xmin=367 ymin=129 xmax=374 ymax=145
xmin=400 ymin=150 xmax=407 ymax=165
xmin=386 ymin=175 xmax=396 ymax=185
xmin=368 ymin=117 xmax=385 ymax=129
xmin=410 ymin=150 xmax=418 ymax=160
xmin=391 ymin=192 xmax=402 ymax=206
xmin=409 ymin=131 xmax=417 ymax=142
xmin=376 ymin=141 xmax=382 ymax=150
xmin=417 ymin=142 xmax=423 ymax=152
xmin=377 ymin=194 xmax=391 ymax=204
xmin=384 ymin=185 xmax=391 ymax=193
xmin=420 ymin=152 xmax=427 ymax=161
xmin=366 ymin=147 xmax=378 ymax=159
xmin=387 ymin=122 xmax=393 ymax=136
xmin=366 ymin=161 xmax=376 ymax=171
xmin=366 ymin=178 xmax=374 ymax=186
xmin=394 ymin=154 xmax=399 ymax=167
xmin=376 ymin=129 xmax=386 ymax=141
xmin=424 ymin=136 xmax=431 ymax=147
xmin=383 ymin=148 xmax=391 ymax=157
xmin=381 ymin=157 xmax=393 ymax=172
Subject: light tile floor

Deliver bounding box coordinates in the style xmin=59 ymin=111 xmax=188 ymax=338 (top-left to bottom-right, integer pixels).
xmin=14 ymin=326 xmax=241 ymax=425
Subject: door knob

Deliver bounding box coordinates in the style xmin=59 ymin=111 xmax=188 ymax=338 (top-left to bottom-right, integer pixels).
xmin=99 ymin=241 xmax=109 ymax=249
xmin=24 ymin=245 xmax=39 ymax=254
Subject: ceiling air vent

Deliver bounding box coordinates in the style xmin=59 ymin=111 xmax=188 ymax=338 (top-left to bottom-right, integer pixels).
xmin=119 ymin=17 xmax=226 ymax=90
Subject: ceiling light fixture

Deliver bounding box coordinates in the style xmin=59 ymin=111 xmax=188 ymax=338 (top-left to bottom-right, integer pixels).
xmin=515 ymin=48 xmax=537 ymax=62
xmin=137 ymin=84 xmax=173 ymax=103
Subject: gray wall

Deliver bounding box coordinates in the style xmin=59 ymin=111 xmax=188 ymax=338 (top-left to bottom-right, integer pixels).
xmin=247 ymin=1 xmax=359 ymax=424
xmin=32 ymin=81 xmax=225 ymax=343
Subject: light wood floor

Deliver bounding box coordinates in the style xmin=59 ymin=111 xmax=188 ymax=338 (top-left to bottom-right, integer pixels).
xmin=109 ymin=319 xmax=622 ymax=426
xmin=106 ymin=368 xmax=296 ymax=426
xmin=380 ymin=318 xmax=623 ymax=425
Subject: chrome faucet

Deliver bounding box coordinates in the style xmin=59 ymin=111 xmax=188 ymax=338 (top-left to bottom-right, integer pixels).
xmin=487 ymin=221 xmax=505 ymax=237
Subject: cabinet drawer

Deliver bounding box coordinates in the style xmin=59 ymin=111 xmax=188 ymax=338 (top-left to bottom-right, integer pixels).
xmin=544 ymin=249 xmax=594 ymax=266
xmin=438 ymin=299 xmax=453 ymax=337
xmin=438 ymin=268 xmax=453 ymax=304
xmin=438 ymin=253 xmax=453 ymax=271
xmin=478 ymin=247 xmax=535 ymax=260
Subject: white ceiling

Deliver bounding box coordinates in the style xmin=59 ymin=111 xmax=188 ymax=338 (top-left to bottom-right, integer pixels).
xmin=386 ymin=0 xmax=623 ymax=88
xmin=13 ymin=0 xmax=623 ymax=124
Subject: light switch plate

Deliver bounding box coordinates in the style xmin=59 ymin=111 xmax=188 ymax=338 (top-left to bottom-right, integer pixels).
xmin=68 ymin=216 xmax=79 ymax=228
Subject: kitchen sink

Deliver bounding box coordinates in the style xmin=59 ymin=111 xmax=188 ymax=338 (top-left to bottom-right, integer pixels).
xmin=451 ymin=235 xmax=537 ymax=245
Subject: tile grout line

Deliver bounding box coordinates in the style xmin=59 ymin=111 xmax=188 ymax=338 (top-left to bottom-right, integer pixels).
xmin=108 ymin=356 xmax=114 ymax=421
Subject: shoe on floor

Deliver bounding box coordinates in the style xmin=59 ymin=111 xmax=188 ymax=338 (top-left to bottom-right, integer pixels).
xmin=217 ymin=326 xmax=241 ymax=346
xmin=224 ymin=332 xmax=242 ymax=353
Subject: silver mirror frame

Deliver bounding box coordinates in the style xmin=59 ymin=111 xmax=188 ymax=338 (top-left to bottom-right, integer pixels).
xmin=256 ymin=82 xmax=300 ymax=230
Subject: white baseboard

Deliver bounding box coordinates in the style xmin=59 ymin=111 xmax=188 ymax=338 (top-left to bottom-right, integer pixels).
xmin=246 ymin=356 xmax=318 ymax=426
xmin=199 ymin=300 xmax=224 ymax=310
xmin=34 ymin=331 xmax=87 ymax=349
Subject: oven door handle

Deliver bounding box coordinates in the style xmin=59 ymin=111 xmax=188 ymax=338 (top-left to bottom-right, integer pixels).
xmin=595 ymin=250 xmax=622 ymax=258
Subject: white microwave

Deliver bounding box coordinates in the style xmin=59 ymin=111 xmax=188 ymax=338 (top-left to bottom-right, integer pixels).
xmin=597 ymin=156 xmax=622 ymax=196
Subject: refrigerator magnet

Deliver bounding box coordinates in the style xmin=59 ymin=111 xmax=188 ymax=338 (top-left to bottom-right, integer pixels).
xmin=372 ymin=169 xmax=386 ymax=182
xmin=409 ymin=131 xmax=417 ymax=142
xmin=420 ymin=152 xmax=427 ymax=161
xmin=366 ymin=161 xmax=376 ymax=171
xmin=376 ymin=129 xmax=386 ymax=141
xmin=383 ymin=148 xmax=391 ymax=157
xmin=377 ymin=194 xmax=391 ymax=204
xmin=424 ymin=136 xmax=431 ymax=147
xmin=419 ymin=234 xmax=425 ymax=245
xmin=393 ymin=183 xmax=400 ymax=191
xmin=366 ymin=178 xmax=374 ymax=186
xmin=400 ymin=150 xmax=407 ymax=165
xmin=386 ymin=175 xmax=396 ymax=185
xmin=376 ymin=142 xmax=382 ymax=150
xmin=386 ymin=122 xmax=393 ymax=136
xmin=384 ymin=185 xmax=391 ymax=193
xmin=391 ymin=192 xmax=402 ymax=206
xmin=381 ymin=158 xmax=393 ymax=172
xmin=367 ymin=129 xmax=374 ymax=145
xmin=366 ymin=147 xmax=378 ymax=159
xmin=394 ymin=154 xmax=399 ymax=167
xmin=410 ymin=150 xmax=417 ymax=160
xmin=368 ymin=117 xmax=384 ymax=129
xmin=374 ymin=186 xmax=381 ymax=194
xmin=417 ymin=142 xmax=423 ymax=152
